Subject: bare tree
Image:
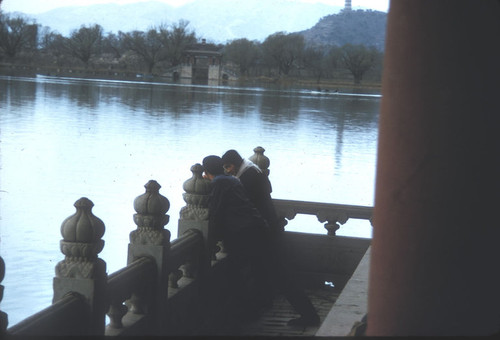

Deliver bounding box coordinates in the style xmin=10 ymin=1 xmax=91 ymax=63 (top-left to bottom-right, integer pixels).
xmin=261 ymin=32 xmax=304 ymax=76
xmin=224 ymin=38 xmax=260 ymax=76
xmin=0 ymin=13 xmax=38 ymax=60
xmin=65 ymin=24 xmax=103 ymax=68
xmin=38 ymin=26 xmax=64 ymax=65
xmin=301 ymin=45 xmax=326 ymax=83
xmin=122 ymin=27 xmax=167 ymax=74
xmin=324 ymin=46 xmax=342 ymax=78
xmin=101 ymin=32 xmax=126 ymax=59
xmin=341 ymin=43 xmax=378 ymax=84
xmin=161 ymin=20 xmax=196 ymax=67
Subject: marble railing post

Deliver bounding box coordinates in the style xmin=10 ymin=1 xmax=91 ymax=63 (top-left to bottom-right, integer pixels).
xmin=0 ymin=256 xmax=7 ymax=334
xmin=127 ymin=180 xmax=170 ymax=332
xmin=249 ymin=146 xmax=270 ymax=176
xmin=248 ymin=146 xmax=290 ymax=231
xmin=178 ymin=164 xmax=215 ymax=260
xmin=53 ymin=197 xmax=107 ymax=335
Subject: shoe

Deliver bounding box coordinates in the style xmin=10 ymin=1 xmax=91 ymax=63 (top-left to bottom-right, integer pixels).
xmin=287 ymin=314 xmax=320 ymax=327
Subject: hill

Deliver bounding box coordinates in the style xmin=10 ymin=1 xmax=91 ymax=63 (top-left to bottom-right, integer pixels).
xmin=300 ymin=9 xmax=387 ymax=50
xmin=20 ymin=0 xmax=343 ymax=43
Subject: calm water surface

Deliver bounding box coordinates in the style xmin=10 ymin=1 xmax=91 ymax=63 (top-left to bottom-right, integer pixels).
xmin=0 ymin=75 xmax=379 ymax=326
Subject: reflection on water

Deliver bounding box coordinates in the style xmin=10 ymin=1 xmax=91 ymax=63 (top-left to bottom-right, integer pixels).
xmin=0 ymin=75 xmax=379 ymax=326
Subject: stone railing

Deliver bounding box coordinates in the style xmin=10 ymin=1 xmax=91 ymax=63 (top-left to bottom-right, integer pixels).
xmin=1 ymin=146 xmax=374 ymax=336
xmin=248 ymin=146 xmax=373 ymax=236
xmin=273 ymin=199 xmax=373 ymax=236
xmin=6 ymin=292 xmax=90 ymax=335
xmin=5 ymin=173 xmax=215 ymax=336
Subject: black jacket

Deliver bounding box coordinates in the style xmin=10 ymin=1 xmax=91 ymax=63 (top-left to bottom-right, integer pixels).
xmin=208 ymin=174 xmax=269 ymax=253
xmin=239 ymin=167 xmax=281 ymax=232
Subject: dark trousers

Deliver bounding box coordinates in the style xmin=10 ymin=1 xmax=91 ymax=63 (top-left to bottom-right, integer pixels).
xmin=225 ymin=226 xmax=275 ymax=312
xmin=268 ymin=232 xmax=318 ymax=318
xmin=226 ymin=228 xmax=317 ymax=318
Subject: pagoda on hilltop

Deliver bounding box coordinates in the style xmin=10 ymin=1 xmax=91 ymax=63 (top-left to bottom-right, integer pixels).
xmin=345 ymin=0 xmax=352 ymax=11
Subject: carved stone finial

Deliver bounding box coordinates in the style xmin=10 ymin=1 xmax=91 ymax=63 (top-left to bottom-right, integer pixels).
xmin=179 ymin=163 xmax=211 ymax=221
xmin=134 ymin=180 xmax=170 ymax=217
xmin=183 ymin=163 xmax=211 ymax=195
xmin=56 ymin=197 xmax=106 ymax=279
xmin=249 ymin=146 xmax=270 ymax=176
xmin=130 ymin=180 xmax=171 ymax=246
xmin=59 ymin=197 xmax=105 ymax=259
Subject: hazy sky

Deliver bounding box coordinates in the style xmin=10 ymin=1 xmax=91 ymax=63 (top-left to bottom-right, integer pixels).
xmin=2 ymin=0 xmax=390 ymax=14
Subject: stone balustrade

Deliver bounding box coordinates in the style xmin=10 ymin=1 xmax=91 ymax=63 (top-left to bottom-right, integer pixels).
xmin=6 ymin=292 xmax=89 ymax=335
xmin=2 ymin=146 xmax=373 ymax=336
xmin=5 ymin=177 xmax=212 ymax=336
xmin=273 ymin=199 xmax=373 ymax=236
xmin=53 ymin=196 xmax=107 ymax=335
xmin=249 ymin=146 xmax=270 ymax=176
xmin=245 ymin=146 xmax=373 ymax=236
xmin=106 ymin=257 xmax=156 ymax=330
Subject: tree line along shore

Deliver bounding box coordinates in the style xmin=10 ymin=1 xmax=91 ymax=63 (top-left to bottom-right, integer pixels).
xmin=0 ymin=11 xmax=384 ymax=88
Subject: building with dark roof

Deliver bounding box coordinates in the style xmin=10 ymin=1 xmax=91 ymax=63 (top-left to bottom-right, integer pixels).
xmin=175 ymin=39 xmax=227 ymax=83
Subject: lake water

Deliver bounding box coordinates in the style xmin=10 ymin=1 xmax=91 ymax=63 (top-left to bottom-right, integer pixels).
xmin=0 ymin=75 xmax=379 ymax=327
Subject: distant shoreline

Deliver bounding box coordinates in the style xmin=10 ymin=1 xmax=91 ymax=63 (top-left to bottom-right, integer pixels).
xmin=0 ymin=63 xmax=382 ymax=93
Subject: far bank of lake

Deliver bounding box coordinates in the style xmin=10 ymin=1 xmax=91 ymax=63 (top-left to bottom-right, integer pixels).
xmin=0 ymin=63 xmax=382 ymax=93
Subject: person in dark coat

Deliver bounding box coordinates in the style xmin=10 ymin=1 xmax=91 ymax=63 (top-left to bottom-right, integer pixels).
xmin=202 ymin=155 xmax=274 ymax=321
xmin=221 ymin=149 xmax=281 ymax=233
xmin=218 ymin=151 xmax=320 ymax=327
xmin=203 ymin=155 xmax=270 ymax=260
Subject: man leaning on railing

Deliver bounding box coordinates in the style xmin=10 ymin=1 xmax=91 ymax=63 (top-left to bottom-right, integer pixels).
xmin=203 ymin=154 xmax=320 ymax=328
xmin=221 ymin=149 xmax=320 ymax=327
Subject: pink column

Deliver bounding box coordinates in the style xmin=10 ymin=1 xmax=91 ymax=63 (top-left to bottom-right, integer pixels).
xmin=368 ymin=0 xmax=500 ymax=335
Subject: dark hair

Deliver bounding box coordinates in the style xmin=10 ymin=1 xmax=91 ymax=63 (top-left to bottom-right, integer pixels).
xmin=202 ymin=155 xmax=225 ymax=176
xmin=221 ymin=149 xmax=243 ymax=165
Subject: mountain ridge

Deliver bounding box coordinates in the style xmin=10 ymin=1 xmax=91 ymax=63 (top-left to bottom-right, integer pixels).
xmin=10 ymin=0 xmax=344 ymax=43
